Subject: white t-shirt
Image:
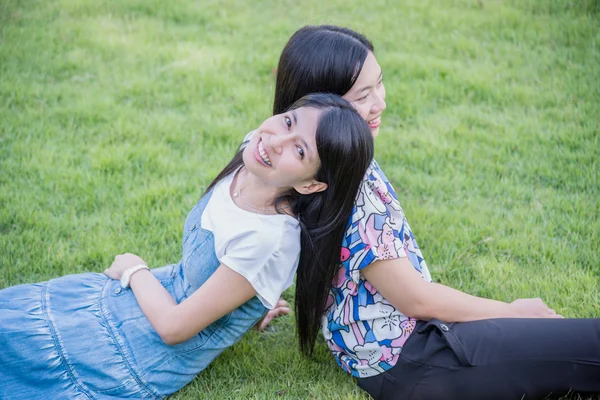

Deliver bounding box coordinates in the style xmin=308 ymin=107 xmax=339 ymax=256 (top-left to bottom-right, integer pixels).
xmin=201 ymin=171 xmax=300 ymax=309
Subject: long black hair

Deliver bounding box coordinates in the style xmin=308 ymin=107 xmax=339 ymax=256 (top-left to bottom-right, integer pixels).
xmin=274 ymin=26 xmax=376 ymax=355
xmin=273 ymin=25 xmax=374 ymax=115
xmin=205 ymin=93 xmax=373 ymax=355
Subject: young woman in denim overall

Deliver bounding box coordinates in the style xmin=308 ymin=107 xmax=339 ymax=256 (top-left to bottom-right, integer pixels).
xmin=270 ymin=26 xmax=600 ymax=400
xmin=0 ymin=94 xmax=374 ymax=399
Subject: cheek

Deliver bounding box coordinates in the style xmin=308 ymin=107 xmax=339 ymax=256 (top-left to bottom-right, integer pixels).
xmin=343 ymin=97 xmax=369 ymax=121
xmin=242 ymin=145 xmax=252 ymax=164
xmin=258 ymin=116 xmax=277 ymax=132
xmin=380 ymin=84 xmax=387 ymax=100
xmin=277 ymin=155 xmax=301 ymax=176
xmin=281 ymin=158 xmax=317 ymax=183
xmin=305 ymin=161 xmax=320 ymax=179
xmin=355 ymin=104 xmax=371 ymax=120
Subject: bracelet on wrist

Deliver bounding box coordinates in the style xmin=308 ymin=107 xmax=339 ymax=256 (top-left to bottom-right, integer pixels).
xmin=120 ymin=264 xmax=149 ymax=289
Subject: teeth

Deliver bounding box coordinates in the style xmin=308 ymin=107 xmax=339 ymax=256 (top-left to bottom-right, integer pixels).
xmin=258 ymin=140 xmax=271 ymax=165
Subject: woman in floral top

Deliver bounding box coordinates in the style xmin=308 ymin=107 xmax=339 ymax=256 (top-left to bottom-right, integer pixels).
xmin=271 ymin=25 xmax=600 ymax=400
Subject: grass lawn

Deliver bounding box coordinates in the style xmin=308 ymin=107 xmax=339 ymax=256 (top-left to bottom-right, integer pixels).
xmin=1 ymin=0 xmax=598 ymax=398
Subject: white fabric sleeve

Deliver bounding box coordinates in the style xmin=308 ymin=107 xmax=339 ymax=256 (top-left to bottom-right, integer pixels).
xmin=220 ymin=221 xmax=300 ymax=309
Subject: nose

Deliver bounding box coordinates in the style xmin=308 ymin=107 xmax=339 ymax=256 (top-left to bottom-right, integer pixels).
xmin=266 ymin=133 xmax=287 ymax=155
xmin=372 ymin=90 xmax=386 ymax=114
xmin=372 ymin=93 xmax=387 ymax=114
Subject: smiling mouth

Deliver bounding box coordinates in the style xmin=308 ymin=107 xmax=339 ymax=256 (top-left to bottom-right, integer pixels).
xmin=368 ymin=116 xmax=381 ymax=128
xmin=257 ymin=139 xmax=272 ymax=166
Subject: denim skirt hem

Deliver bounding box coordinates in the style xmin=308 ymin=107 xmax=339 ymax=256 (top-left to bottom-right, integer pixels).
xmin=0 ymin=272 xmax=161 ymax=399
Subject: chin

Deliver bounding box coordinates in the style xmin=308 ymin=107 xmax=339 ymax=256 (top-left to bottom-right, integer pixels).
xmin=370 ymin=127 xmax=380 ymax=138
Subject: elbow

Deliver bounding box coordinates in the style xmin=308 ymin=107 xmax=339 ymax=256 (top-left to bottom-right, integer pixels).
xmin=401 ymin=295 xmax=435 ymax=321
xmin=155 ymin=320 xmax=204 ymax=346
xmin=159 ymin=331 xmax=182 ymax=346
xmin=154 ymin=321 xmax=185 ymax=346
xmin=158 ymin=327 xmax=189 ymax=346
xmin=407 ymin=302 xmax=432 ymax=321
xmin=155 ymin=325 xmax=176 ymax=345
xmin=161 ymin=335 xmax=184 ymax=346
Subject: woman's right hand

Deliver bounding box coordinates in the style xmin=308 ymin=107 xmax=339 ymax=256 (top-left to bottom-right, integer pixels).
xmin=510 ymin=298 xmax=563 ymax=318
xmin=255 ymin=298 xmax=292 ymax=331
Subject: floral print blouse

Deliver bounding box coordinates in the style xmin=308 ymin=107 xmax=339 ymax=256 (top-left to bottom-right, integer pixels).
xmin=321 ymin=160 xmax=432 ymax=378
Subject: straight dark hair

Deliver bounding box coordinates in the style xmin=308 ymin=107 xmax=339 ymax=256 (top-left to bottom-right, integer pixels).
xmin=205 ymin=93 xmax=373 ymax=355
xmin=273 ymin=25 xmax=374 ymax=115
xmin=274 ymin=26 xmax=376 ymax=355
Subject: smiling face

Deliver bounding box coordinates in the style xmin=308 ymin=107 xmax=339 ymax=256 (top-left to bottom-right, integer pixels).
xmin=243 ymin=107 xmax=326 ymax=194
xmin=343 ymin=52 xmax=387 ymax=138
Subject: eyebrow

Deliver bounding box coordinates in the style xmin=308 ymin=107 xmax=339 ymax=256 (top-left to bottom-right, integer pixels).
xmin=355 ymin=70 xmax=383 ymax=94
xmin=291 ymin=109 xmax=314 ymax=162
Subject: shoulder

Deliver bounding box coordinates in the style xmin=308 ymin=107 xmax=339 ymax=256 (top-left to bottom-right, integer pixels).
xmin=354 ymin=160 xmax=402 ymax=220
xmin=341 ymin=160 xmax=408 ymax=274
xmin=254 ymin=216 xmax=300 ymax=251
xmin=227 ymin=215 xmax=300 ymax=255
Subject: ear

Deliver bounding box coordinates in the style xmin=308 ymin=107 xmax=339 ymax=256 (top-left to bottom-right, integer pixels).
xmin=294 ymin=179 xmax=328 ymax=195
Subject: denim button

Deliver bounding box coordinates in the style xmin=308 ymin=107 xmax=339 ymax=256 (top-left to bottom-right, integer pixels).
xmin=440 ymin=323 xmax=449 ymax=332
xmin=114 ymin=287 xmax=122 ymax=294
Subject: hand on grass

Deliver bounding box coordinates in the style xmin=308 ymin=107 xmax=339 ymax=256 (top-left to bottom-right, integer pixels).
xmin=104 ymin=253 xmax=147 ymax=280
xmin=255 ymin=298 xmax=292 ymax=331
xmin=510 ymin=298 xmax=563 ymax=318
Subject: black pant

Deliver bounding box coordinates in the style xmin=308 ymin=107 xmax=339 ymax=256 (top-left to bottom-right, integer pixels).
xmin=358 ymin=318 xmax=600 ymax=400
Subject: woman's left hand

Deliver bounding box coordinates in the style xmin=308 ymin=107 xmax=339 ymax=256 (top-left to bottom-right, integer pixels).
xmin=104 ymin=253 xmax=147 ymax=280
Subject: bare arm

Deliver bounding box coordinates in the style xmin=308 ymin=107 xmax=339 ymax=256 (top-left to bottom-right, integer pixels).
xmin=362 ymin=257 xmax=560 ymax=321
xmin=105 ymin=254 xmax=256 ymax=345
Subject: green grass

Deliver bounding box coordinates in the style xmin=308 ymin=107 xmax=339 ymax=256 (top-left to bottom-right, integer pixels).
xmin=1 ymin=0 xmax=599 ymax=398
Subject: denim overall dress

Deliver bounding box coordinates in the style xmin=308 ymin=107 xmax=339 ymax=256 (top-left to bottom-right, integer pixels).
xmin=0 ymin=190 xmax=268 ymax=399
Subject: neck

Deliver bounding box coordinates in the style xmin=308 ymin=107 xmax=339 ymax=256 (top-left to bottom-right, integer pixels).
xmin=236 ymin=168 xmax=290 ymax=211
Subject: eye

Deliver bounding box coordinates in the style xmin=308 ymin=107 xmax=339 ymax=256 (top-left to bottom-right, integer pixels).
xmin=296 ymin=146 xmax=305 ymax=159
xmin=377 ymin=78 xmax=383 ymax=87
xmin=357 ymin=93 xmax=369 ymax=102
xmin=284 ymin=116 xmax=292 ymax=129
